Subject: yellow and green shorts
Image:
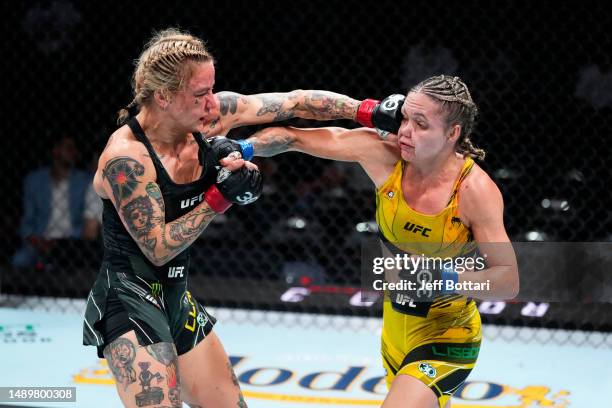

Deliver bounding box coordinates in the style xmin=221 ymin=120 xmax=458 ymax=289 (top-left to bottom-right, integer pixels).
xmin=381 ymin=298 xmax=482 ymax=407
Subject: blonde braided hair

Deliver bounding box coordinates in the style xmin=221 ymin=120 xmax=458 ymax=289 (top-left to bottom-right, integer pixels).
xmin=411 ymin=75 xmax=485 ymax=160
xmin=118 ymin=28 xmax=214 ymax=124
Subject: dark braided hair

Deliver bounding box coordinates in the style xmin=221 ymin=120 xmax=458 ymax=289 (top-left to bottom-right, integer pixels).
xmin=411 ymin=75 xmax=485 ymax=160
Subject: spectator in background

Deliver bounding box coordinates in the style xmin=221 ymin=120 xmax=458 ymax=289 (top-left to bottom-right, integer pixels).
xmin=12 ymin=136 xmax=101 ymax=269
xmin=83 ymin=183 xmax=103 ymax=240
xmin=83 ymin=151 xmax=104 ymax=240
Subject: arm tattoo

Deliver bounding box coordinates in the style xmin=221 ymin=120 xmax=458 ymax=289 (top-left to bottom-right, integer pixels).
xmin=122 ymin=195 xmax=157 ymax=251
xmin=102 ymin=156 xmax=145 ymax=205
xmin=247 ymin=129 xmax=297 ymax=157
xmin=299 ymin=91 xmax=359 ymax=119
xmin=146 ymin=182 xmax=165 ymax=214
xmin=126 ymin=188 xmax=217 ymax=264
xmin=255 ymin=91 xmax=359 ymax=122
xmin=218 ymin=92 xmax=247 ymax=115
xmin=201 ymin=119 xmax=219 ymax=137
xmin=161 ymin=205 xmax=218 ymax=251
xmin=256 ymin=95 xmax=294 ymax=121
xmin=109 ymin=158 xmax=217 ymax=264
xmin=208 ymin=118 xmax=219 ymax=129
xmin=103 ymin=337 xmax=137 ymax=391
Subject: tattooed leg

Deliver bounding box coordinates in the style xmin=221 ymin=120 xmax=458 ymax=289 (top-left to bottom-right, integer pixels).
xmin=104 ymin=332 xmax=183 ymax=408
xmin=146 ymin=343 xmax=182 ymax=408
xmin=104 ymin=336 xmax=138 ymax=392
xmin=228 ymin=362 xmax=248 ymax=408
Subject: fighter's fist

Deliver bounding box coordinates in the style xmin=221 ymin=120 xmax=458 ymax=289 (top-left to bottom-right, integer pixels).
xmin=209 ymin=136 xmax=254 ymax=162
xmin=215 ymin=165 xmax=263 ymax=206
xmin=356 ymin=94 xmax=405 ymax=135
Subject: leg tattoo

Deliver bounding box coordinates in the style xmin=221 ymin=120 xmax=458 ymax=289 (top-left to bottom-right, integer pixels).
xmin=135 ymin=361 xmax=164 ymax=407
xmin=104 ymin=338 xmax=137 ymax=391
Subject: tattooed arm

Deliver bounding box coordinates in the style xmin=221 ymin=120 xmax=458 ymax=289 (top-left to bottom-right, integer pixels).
xmin=246 ymin=126 xmax=400 ymax=188
xmin=98 ymin=141 xmax=218 ymax=266
xmin=203 ymin=90 xmax=361 ymax=135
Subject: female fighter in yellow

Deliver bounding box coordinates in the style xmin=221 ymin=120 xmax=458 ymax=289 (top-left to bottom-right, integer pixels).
xmin=243 ymin=75 xmax=519 ymax=408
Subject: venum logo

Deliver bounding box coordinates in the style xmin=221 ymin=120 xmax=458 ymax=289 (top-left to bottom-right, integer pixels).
xmin=404 ymin=222 xmax=432 ymax=237
xmin=418 ymin=362 xmax=437 ymax=378
xmin=451 ymin=217 xmax=463 ymax=228
xmin=181 ymin=193 xmax=205 ymax=209
xmin=235 ymin=191 xmax=256 ymax=204
xmin=381 ymin=94 xmax=404 ymax=111
xmin=168 ymin=266 xmax=185 ymax=278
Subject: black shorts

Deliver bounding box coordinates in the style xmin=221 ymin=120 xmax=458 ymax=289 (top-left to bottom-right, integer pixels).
xmin=83 ymin=262 xmax=216 ymax=358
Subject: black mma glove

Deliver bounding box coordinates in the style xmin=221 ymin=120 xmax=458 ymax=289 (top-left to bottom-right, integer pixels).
xmin=204 ymin=166 xmax=263 ymax=213
xmin=215 ymin=166 xmax=263 ymax=205
xmin=209 ymin=136 xmax=254 ymax=162
xmin=356 ymin=94 xmax=405 ymax=134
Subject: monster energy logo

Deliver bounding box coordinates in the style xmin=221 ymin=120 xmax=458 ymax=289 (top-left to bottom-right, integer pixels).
xmin=151 ymin=283 xmax=162 ymax=297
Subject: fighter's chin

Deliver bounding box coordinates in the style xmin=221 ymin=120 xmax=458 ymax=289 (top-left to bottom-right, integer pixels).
xmin=400 ymin=148 xmax=415 ymax=161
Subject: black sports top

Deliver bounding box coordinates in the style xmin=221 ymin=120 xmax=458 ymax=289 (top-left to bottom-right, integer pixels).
xmin=101 ymin=117 xmax=218 ymax=281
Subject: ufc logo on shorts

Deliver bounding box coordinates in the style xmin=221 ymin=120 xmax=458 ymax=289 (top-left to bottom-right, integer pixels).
xmin=395 ymin=293 xmax=416 ymax=308
xmin=168 ymin=266 xmax=185 ymax=278
xmin=181 ymin=193 xmax=205 ymax=209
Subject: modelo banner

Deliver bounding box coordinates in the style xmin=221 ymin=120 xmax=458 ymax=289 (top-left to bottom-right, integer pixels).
xmin=74 ymin=354 xmax=570 ymax=407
